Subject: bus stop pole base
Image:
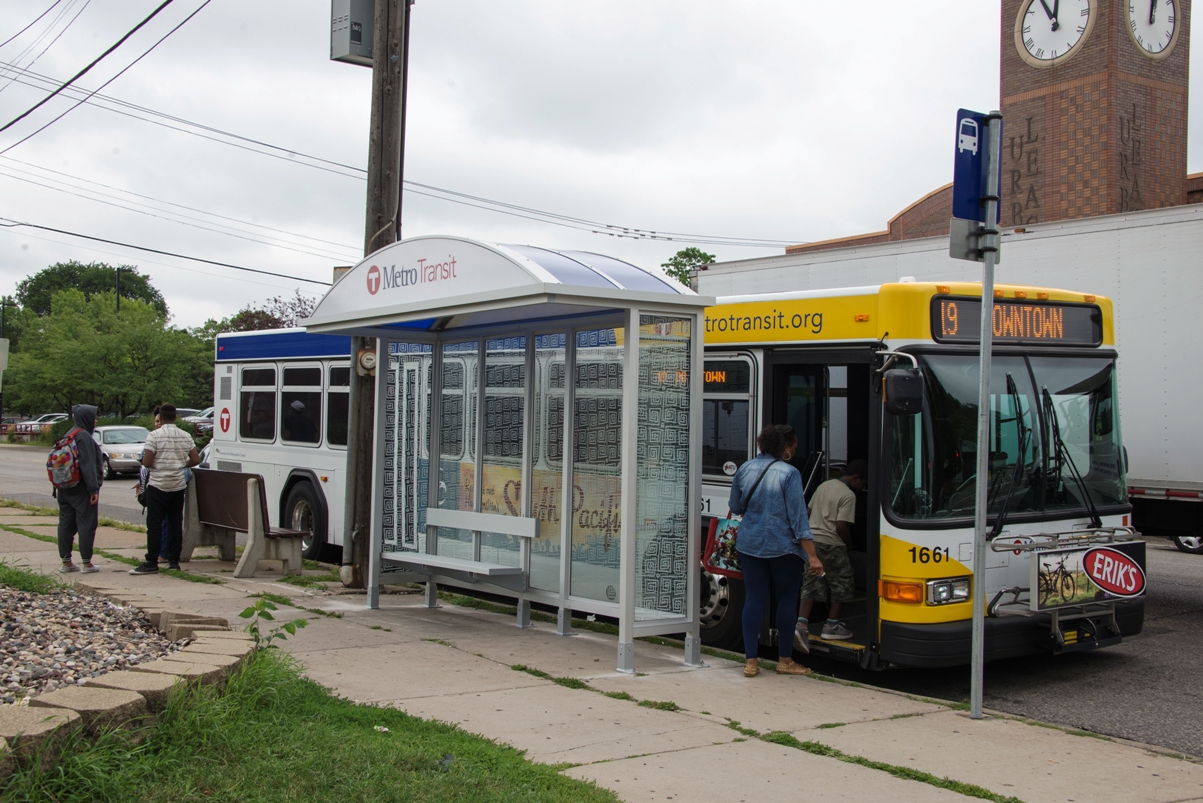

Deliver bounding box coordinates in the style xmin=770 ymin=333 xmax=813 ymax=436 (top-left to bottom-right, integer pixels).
xmin=366 ymin=584 xmax=380 ymax=610
xmin=424 ymin=581 xmax=439 ymax=609
xmin=617 ymin=641 xmax=635 ymax=674
xmin=684 ymin=629 xmax=704 ymax=668
xmin=556 ymin=607 xmax=573 ymax=636
xmin=515 ymin=599 xmax=532 ymax=629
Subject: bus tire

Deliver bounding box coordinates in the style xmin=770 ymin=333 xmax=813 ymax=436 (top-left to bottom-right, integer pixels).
xmin=284 ymin=482 xmax=325 ymax=560
xmin=1172 ymin=533 xmax=1203 ymax=554
xmin=699 ymin=569 xmax=745 ymax=652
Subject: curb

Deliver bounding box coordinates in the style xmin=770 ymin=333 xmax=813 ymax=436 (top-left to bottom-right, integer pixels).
xmin=0 ymin=583 xmax=255 ymax=779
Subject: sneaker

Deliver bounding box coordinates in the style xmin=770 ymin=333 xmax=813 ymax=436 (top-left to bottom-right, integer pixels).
xmin=167 ymin=562 xmax=181 ymax=571
xmin=793 ymin=624 xmax=811 ymax=654
xmin=58 ymin=563 xmax=80 ymax=574
xmin=80 ymin=564 xmax=100 ymax=574
xmin=129 ymin=562 xmax=159 ymax=575
xmin=821 ymin=620 xmax=854 ymax=640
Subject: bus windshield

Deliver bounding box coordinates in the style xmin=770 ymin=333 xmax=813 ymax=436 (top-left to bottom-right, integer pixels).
xmin=888 ymin=353 xmax=1126 ymax=524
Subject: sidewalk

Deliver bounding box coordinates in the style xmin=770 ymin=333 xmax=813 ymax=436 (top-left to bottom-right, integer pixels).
xmin=3 ymin=507 xmax=1201 ymax=803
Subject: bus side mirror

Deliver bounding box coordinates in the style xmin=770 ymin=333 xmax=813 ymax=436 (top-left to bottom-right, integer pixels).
xmin=884 ymin=369 xmax=923 ymax=416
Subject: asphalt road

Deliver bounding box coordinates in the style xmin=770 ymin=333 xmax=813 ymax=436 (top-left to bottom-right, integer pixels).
xmin=2 ymin=443 xmax=1200 ymax=756
xmin=0 ymin=443 xmax=146 ymax=523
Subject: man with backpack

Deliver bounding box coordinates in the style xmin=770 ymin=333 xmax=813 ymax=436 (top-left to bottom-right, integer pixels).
xmin=51 ymin=405 xmax=104 ymax=573
xmin=129 ymin=403 xmax=199 ymax=575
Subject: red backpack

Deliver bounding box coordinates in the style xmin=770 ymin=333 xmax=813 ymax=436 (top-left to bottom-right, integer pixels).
xmin=47 ymin=431 xmax=82 ymax=489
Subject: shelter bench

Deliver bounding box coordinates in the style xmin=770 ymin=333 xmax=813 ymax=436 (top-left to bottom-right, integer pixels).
xmin=181 ymin=468 xmax=306 ymax=578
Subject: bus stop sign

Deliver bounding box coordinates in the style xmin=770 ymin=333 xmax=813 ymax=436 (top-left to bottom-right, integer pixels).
xmin=952 ymin=109 xmax=1001 ymax=224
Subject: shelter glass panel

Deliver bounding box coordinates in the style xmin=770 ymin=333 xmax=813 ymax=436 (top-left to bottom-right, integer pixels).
xmin=530 ymin=333 xmax=566 ymax=592
xmin=437 ymin=341 xmax=479 ymax=559
xmin=382 ymin=342 xmax=433 ymax=554
xmin=635 ymin=316 xmax=692 ymax=621
xmin=480 ymin=336 xmax=526 ymax=567
xmin=570 ymin=327 xmax=623 ymax=603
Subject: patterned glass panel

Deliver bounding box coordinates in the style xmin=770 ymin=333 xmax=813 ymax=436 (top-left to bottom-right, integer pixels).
xmin=570 ymin=327 xmax=623 ymax=603
xmin=635 ymin=316 xmax=692 ymax=620
xmin=480 ymin=336 xmax=525 ymax=568
xmin=530 ymin=333 xmax=566 ymax=592
xmin=437 ymin=341 xmax=479 ymax=559
xmin=382 ymin=342 xmax=433 ymax=555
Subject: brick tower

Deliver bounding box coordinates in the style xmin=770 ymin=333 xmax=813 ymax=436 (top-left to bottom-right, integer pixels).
xmin=1000 ymin=0 xmax=1191 ymax=226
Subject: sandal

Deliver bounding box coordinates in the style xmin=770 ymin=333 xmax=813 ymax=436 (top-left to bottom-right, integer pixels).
xmin=776 ymin=660 xmax=813 ymax=676
xmin=744 ymin=661 xmax=760 ymax=678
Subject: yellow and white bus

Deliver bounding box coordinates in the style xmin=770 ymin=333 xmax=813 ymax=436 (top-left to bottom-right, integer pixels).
xmin=697 ymin=281 xmax=1144 ymax=668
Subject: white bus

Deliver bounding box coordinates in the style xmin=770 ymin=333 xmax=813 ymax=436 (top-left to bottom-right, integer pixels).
xmin=209 ymin=329 xmax=353 ymax=558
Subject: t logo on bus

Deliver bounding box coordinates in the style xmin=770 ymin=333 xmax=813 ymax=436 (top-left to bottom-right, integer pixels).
xmin=219 ymin=408 xmax=231 ymax=433
xmin=366 ymin=265 xmax=381 ymax=295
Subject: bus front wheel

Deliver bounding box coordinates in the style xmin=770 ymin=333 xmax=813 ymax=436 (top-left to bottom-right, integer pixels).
xmin=284 ymin=483 xmax=325 ymax=560
xmin=699 ymin=570 xmax=745 ymax=652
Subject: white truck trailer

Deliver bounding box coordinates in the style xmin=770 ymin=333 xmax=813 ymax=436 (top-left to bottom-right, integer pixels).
xmin=695 ymin=203 xmax=1203 ymax=554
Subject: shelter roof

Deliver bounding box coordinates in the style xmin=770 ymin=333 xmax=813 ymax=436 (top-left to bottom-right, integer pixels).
xmin=303 ymin=236 xmax=711 ymax=337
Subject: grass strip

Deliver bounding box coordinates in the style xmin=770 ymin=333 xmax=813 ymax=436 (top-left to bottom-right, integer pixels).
xmin=0 ymin=649 xmax=618 ymax=803
xmin=636 ymin=700 xmax=680 ymax=712
xmin=759 ymin=731 xmax=1026 ymax=803
xmin=0 ymin=557 xmax=63 ymax=594
xmin=0 ymin=498 xmax=145 ymax=532
xmin=0 ymin=523 xmax=222 ymax=584
xmin=247 ymin=592 xmax=344 ymax=619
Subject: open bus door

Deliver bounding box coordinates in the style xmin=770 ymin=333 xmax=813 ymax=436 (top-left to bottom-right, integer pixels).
xmin=765 ymin=351 xmax=878 ymax=666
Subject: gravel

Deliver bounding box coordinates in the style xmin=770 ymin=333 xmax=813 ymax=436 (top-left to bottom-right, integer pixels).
xmin=0 ymin=586 xmax=179 ymax=705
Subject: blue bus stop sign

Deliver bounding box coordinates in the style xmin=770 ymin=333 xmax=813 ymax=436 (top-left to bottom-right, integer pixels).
xmin=952 ymin=109 xmax=1000 ymax=224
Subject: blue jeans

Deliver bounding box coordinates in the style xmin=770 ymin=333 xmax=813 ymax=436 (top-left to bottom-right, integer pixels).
xmin=739 ymin=552 xmax=805 ymax=661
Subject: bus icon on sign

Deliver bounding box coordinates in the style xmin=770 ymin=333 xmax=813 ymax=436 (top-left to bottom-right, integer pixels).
xmin=957 ymin=118 xmax=979 ymax=155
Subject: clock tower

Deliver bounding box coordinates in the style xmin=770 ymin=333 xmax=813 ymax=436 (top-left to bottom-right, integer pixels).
xmin=1001 ymin=0 xmax=1191 ymax=226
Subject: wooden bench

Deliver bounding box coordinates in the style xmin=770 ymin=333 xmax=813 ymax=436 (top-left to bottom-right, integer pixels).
xmin=181 ymin=468 xmax=306 ymax=578
xmin=381 ymin=508 xmax=537 ymax=578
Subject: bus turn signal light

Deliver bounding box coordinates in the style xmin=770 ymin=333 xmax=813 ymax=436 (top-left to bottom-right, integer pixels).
xmin=880 ymin=580 xmax=924 ymax=604
xmin=854 ymin=314 xmax=870 ymax=322
xmin=937 ymin=285 xmax=950 ymax=294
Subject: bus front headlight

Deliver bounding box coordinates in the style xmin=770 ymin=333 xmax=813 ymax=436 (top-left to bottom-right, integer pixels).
xmin=926 ymin=577 xmax=971 ymax=605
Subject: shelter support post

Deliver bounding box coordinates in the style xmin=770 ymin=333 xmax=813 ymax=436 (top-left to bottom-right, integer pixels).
xmin=616 ymin=307 xmax=641 ymax=673
xmin=424 ymin=581 xmax=439 ymax=608
xmin=557 ymin=607 xmax=572 ymax=636
xmin=683 ymin=305 xmax=706 ymax=667
xmin=516 ymin=599 xmax=532 ymax=629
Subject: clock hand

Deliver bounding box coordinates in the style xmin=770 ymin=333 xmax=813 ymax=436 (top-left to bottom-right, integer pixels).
xmin=1051 ymin=0 xmax=1060 ymax=31
xmin=1038 ymin=0 xmax=1056 ymax=21
xmin=1149 ymin=0 xmax=1157 ymax=25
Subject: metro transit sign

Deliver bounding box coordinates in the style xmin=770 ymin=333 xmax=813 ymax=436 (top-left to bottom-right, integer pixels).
xmin=952 ymin=108 xmax=1001 ymax=225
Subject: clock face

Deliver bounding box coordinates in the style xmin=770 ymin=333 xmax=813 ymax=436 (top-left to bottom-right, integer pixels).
xmin=1014 ymin=0 xmax=1097 ymax=68
xmin=1127 ymin=0 xmax=1180 ymax=59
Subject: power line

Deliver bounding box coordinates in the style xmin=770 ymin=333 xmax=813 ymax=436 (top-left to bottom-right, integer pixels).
xmin=0 ymin=60 xmax=803 ymax=248
xmin=0 ymin=218 xmax=332 ymax=286
xmin=0 ymin=0 xmax=91 ymax=100
xmin=1 ymin=1 xmax=208 ymax=155
xmin=0 ymin=0 xmax=174 ymax=134
xmin=0 ymin=1 xmax=64 ymax=49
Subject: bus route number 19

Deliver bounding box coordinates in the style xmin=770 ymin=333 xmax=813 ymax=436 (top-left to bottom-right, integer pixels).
xmin=909 ymin=546 xmax=951 ymax=564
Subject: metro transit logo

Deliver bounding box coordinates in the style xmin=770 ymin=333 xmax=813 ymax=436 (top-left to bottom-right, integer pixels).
xmin=366 ymin=265 xmax=381 ymax=295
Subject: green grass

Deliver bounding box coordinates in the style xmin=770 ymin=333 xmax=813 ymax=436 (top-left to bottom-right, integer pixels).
xmin=636 ymin=700 xmax=680 ymax=712
xmin=0 ymin=523 xmax=222 ymax=584
xmin=0 ymin=498 xmax=145 ymax=532
xmin=817 ymin=722 xmax=847 ymax=729
xmin=247 ymin=591 xmax=343 ymax=619
xmin=757 ymin=731 xmax=1025 ymax=803
xmin=0 ymin=558 xmax=62 ymax=595
xmin=1 ymin=642 xmax=617 ymax=802
xmin=278 ymin=568 xmax=340 ymax=588
xmin=602 ymin=691 xmax=634 ymax=702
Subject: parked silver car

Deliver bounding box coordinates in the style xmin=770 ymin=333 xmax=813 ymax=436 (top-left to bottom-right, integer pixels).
xmin=92 ymin=426 xmax=150 ymax=479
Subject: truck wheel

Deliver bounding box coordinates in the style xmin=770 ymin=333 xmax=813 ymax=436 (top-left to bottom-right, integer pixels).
xmin=284 ymin=483 xmax=325 ymax=560
xmin=699 ymin=569 xmax=745 ymax=652
xmin=1172 ymin=533 xmax=1203 ymax=554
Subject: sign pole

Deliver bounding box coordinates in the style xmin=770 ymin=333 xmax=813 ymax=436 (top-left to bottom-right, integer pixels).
xmin=970 ymin=111 xmax=1003 ymax=720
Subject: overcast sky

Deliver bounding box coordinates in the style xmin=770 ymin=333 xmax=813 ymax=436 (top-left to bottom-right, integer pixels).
xmin=0 ymin=0 xmax=1201 ymax=329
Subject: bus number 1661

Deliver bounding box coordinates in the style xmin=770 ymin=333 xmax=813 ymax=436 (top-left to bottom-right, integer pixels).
xmin=909 ymin=546 xmax=951 ymax=563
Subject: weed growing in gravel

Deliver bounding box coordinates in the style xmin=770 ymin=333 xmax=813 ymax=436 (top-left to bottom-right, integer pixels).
xmin=0 ymin=558 xmax=61 ymax=594
xmin=0 ymin=650 xmax=617 ymax=803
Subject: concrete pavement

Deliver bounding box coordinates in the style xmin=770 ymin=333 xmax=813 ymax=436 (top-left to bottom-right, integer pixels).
xmin=2 ymin=506 xmax=1201 ymax=803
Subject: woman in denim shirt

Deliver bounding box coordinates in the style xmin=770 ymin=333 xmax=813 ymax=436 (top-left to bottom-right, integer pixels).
xmin=729 ymin=424 xmax=824 ymax=677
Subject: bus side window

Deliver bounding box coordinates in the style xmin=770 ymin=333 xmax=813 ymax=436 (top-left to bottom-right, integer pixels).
xmin=327 ymin=365 xmax=350 ymax=447
xmin=702 ymin=358 xmax=753 ymax=478
xmin=240 ymin=367 xmax=277 ymax=442
xmin=281 ymin=366 xmax=322 ymax=445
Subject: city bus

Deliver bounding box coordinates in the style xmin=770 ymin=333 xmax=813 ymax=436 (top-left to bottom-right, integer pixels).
xmin=209 ymin=279 xmax=1143 ymax=668
xmin=698 ymin=281 xmax=1143 ymax=668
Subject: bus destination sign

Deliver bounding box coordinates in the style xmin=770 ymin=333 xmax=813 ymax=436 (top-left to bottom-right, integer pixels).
xmin=931 ymin=296 xmax=1102 ymax=347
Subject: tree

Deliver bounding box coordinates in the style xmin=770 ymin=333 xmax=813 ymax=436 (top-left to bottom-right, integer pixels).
xmin=16 ymin=261 xmax=168 ymax=318
xmin=224 ymin=290 xmax=317 ymax=332
xmin=3 ymin=290 xmax=208 ymax=417
xmin=660 ymin=247 xmax=716 ymax=287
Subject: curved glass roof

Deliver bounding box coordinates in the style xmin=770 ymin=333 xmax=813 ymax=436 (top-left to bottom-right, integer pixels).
xmin=502 ymin=244 xmax=684 ymax=294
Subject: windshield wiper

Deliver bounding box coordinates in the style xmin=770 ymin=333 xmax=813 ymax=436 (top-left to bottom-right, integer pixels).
xmin=990 ymin=374 xmax=1030 ymax=539
xmin=1041 ymin=387 xmax=1102 ymax=528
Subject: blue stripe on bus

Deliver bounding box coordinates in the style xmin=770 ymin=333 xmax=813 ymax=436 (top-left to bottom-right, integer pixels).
xmin=216 ymin=331 xmax=352 ymax=361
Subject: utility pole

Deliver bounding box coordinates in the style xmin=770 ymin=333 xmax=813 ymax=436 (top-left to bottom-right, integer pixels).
xmin=115 ymin=266 xmax=121 ymax=313
xmin=0 ymin=299 xmax=12 ymax=426
xmin=341 ymin=0 xmax=413 ymax=590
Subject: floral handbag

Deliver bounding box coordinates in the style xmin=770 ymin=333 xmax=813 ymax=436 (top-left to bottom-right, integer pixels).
xmin=700 ymin=458 xmax=780 ymax=580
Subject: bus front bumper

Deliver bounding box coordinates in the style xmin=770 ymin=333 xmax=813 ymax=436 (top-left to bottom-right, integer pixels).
xmin=878 ymin=599 xmax=1145 ymax=669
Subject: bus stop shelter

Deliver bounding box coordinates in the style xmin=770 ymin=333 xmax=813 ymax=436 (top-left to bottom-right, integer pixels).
xmin=304 ymin=236 xmax=713 ymax=671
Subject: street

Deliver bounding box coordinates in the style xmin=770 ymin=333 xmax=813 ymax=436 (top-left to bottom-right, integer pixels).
xmin=2 ymin=442 xmax=1199 ymax=758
